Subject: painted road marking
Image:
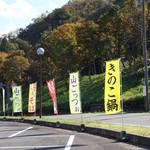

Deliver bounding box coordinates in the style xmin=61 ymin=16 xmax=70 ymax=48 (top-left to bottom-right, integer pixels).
xmin=0 ymin=135 xmax=75 ymax=149
xmin=0 ymin=145 xmax=65 ymax=149
xmin=64 ymin=135 xmax=75 ymax=150
xmin=8 ymin=126 xmax=33 ymax=138
xmin=2 ymin=125 xmax=75 ymax=150
xmin=0 ymin=134 xmax=71 ymax=139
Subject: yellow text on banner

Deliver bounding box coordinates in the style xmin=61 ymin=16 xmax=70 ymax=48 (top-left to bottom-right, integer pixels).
xmin=69 ymin=72 xmax=82 ymax=114
xmin=28 ymin=82 xmax=37 ymax=113
xmin=104 ymin=59 xmax=121 ymax=114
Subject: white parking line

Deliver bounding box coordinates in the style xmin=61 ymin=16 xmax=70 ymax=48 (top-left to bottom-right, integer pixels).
xmin=64 ymin=135 xmax=75 ymax=150
xmin=8 ymin=126 xmax=33 ymax=138
xmin=0 ymin=145 xmax=65 ymax=149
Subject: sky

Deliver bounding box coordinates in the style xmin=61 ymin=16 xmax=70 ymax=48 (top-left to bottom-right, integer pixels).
xmin=0 ymin=0 xmax=69 ymax=37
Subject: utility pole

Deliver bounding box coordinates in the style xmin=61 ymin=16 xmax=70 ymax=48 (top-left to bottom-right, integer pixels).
xmin=137 ymin=0 xmax=150 ymax=110
xmin=142 ymin=0 xmax=149 ymax=110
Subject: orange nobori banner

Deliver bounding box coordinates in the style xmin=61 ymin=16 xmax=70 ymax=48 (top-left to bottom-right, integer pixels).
xmin=46 ymin=79 xmax=58 ymax=114
xmin=28 ymin=82 xmax=37 ymax=113
xmin=104 ymin=59 xmax=121 ymax=114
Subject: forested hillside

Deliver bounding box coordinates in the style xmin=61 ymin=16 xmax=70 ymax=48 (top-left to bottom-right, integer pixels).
xmin=0 ymin=0 xmax=150 ymax=114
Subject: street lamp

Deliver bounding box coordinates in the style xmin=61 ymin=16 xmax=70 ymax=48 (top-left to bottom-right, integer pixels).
xmin=136 ymin=0 xmax=149 ymax=110
xmin=37 ymin=47 xmax=45 ymax=118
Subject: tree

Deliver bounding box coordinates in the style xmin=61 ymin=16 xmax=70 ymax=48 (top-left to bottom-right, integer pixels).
xmin=0 ymin=37 xmax=9 ymax=52
xmin=97 ymin=1 xmax=144 ymax=72
xmin=76 ymin=20 xmax=103 ymax=79
xmin=119 ymin=0 xmax=145 ymax=71
xmin=0 ymin=52 xmax=8 ymax=82
xmin=41 ymin=23 xmax=80 ymax=81
xmin=2 ymin=50 xmax=30 ymax=84
xmin=0 ymin=37 xmax=19 ymax=52
xmin=15 ymin=38 xmax=32 ymax=51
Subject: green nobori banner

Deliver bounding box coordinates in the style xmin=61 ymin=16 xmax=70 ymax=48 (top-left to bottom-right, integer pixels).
xmin=12 ymin=86 xmax=22 ymax=113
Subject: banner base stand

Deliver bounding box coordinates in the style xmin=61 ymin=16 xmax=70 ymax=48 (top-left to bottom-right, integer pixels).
xmin=119 ymin=131 xmax=128 ymax=141
xmin=20 ymin=117 xmax=24 ymax=122
xmin=3 ymin=117 xmax=6 ymax=121
xmin=56 ymin=121 xmax=60 ymax=128
xmin=33 ymin=119 xmax=37 ymax=124
xmin=80 ymin=124 xmax=85 ymax=132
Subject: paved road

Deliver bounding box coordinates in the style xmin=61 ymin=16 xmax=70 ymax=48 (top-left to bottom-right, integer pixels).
xmin=0 ymin=121 xmax=148 ymax=150
xmin=44 ymin=113 xmax=150 ymax=127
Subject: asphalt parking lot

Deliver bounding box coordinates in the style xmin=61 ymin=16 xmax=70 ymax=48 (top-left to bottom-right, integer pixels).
xmin=0 ymin=121 xmax=149 ymax=150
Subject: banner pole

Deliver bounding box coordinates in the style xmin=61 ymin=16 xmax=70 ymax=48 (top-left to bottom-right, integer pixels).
xmin=54 ymin=79 xmax=58 ymax=117
xmin=120 ymin=59 xmax=127 ymax=141
xmin=80 ymin=97 xmax=84 ymax=131
xmin=80 ymin=96 xmax=83 ymax=124
xmin=81 ymin=112 xmax=83 ymax=124
xmin=55 ymin=85 xmax=59 ymax=127
xmin=35 ymin=82 xmax=37 ymax=117
xmin=121 ymin=99 xmax=124 ymax=130
xmin=55 ymin=100 xmax=58 ymax=120
xmin=79 ymin=71 xmax=84 ymax=131
xmin=120 ymin=59 xmax=124 ymax=130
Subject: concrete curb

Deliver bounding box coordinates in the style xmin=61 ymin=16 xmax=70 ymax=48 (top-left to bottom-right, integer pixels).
xmin=1 ymin=117 xmax=150 ymax=147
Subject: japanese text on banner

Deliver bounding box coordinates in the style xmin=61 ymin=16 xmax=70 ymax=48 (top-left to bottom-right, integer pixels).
xmin=28 ymin=82 xmax=37 ymax=113
xmin=12 ymin=86 xmax=22 ymax=113
xmin=104 ymin=59 xmax=121 ymax=114
xmin=46 ymin=80 xmax=58 ymax=114
xmin=69 ymin=72 xmax=82 ymax=114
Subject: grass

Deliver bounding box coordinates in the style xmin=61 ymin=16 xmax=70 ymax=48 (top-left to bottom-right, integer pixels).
xmin=1 ymin=116 xmax=150 ymax=137
xmin=0 ymin=66 xmax=147 ymax=115
xmin=42 ymin=118 xmax=150 ymax=137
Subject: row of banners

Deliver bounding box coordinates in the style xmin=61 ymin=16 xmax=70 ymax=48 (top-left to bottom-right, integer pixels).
xmin=10 ymin=59 xmax=122 ymax=115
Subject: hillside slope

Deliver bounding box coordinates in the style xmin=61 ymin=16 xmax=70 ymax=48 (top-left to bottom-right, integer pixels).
xmin=18 ymin=68 xmax=145 ymax=115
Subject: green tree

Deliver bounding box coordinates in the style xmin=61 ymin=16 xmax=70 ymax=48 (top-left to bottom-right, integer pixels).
xmin=15 ymin=38 xmax=32 ymax=51
xmin=0 ymin=52 xmax=8 ymax=82
xmin=97 ymin=1 xmax=144 ymax=71
xmin=42 ymin=23 xmax=80 ymax=81
xmin=0 ymin=37 xmax=9 ymax=52
xmin=76 ymin=20 xmax=103 ymax=79
xmin=119 ymin=0 xmax=145 ymax=71
xmin=2 ymin=50 xmax=30 ymax=84
xmin=0 ymin=37 xmax=19 ymax=52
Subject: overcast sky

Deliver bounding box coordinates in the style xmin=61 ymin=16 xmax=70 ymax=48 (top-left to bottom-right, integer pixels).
xmin=0 ymin=0 xmax=69 ymax=37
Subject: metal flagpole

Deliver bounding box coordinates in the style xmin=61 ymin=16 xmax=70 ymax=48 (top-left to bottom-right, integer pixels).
xmin=80 ymin=101 xmax=84 ymax=131
xmin=120 ymin=58 xmax=127 ymax=141
xmin=79 ymin=71 xmax=85 ymax=131
xmin=120 ymin=59 xmax=124 ymax=131
xmin=54 ymin=80 xmax=59 ymax=121
xmin=35 ymin=83 xmax=37 ymax=117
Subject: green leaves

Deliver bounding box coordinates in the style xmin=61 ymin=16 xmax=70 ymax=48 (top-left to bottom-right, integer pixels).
xmin=2 ymin=50 xmax=29 ymax=84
